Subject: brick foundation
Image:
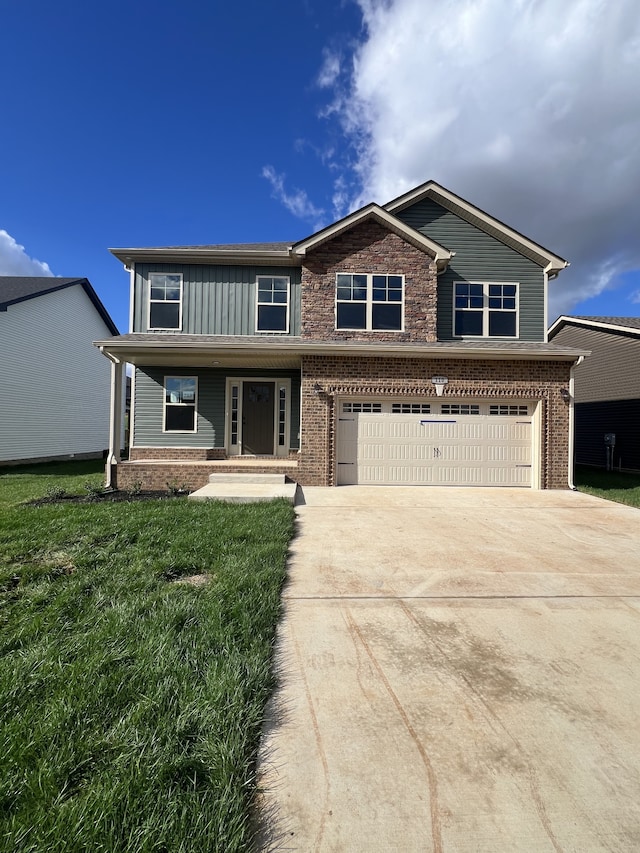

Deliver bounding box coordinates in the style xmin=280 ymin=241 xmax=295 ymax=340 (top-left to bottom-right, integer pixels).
xmin=128 ymin=447 xmax=226 ymax=461
xmin=113 ymin=460 xmax=299 ymax=492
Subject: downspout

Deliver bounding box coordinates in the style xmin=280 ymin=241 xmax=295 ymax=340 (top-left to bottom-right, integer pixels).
xmin=567 ymin=355 xmax=585 ymax=490
xmin=100 ymin=347 xmax=124 ymax=489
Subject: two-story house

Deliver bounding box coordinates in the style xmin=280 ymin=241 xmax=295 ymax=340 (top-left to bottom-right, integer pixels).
xmin=95 ymin=180 xmax=586 ymax=491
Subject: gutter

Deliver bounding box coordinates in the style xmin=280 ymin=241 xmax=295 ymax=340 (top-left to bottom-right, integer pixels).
xmin=567 ymin=355 xmax=585 ymax=490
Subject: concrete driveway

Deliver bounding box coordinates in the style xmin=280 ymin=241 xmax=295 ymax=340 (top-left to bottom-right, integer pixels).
xmin=256 ymin=488 xmax=640 ymax=852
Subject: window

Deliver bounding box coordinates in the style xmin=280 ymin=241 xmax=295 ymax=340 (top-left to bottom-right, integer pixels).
xmin=391 ymin=403 xmax=431 ymax=414
xmin=489 ymin=404 xmax=529 ymax=416
xmin=336 ymin=274 xmax=403 ymax=331
xmin=342 ymin=402 xmax=383 ymax=413
xmin=454 ymin=282 xmax=517 ymax=337
xmin=149 ymin=273 xmax=182 ymax=329
xmin=164 ymin=377 xmax=197 ymax=432
xmin=256 ymin=276 xmax=290 ymax=332
xmin=441 ymin=403 xmax=480 ymax=415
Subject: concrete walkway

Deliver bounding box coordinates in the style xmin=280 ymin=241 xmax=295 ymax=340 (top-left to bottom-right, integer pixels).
xmin=256 ymin=487 xmax=640 ymax=852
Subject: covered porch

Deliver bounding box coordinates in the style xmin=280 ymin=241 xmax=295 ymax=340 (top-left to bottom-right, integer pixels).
xmin=95 ymin=334 xmax=305 ymax=491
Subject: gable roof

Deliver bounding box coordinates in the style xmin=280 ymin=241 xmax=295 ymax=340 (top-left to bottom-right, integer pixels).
xmin=549 ymin=315 xmax=640 ymax=339
xmin=0 ymin=276 xmax=119 ymax=334
xmin=110 ymin=178 xmax=568 ymax=276
xmin=385 ymin=180 xmax=569 ymax=275
xmin=291 ymin=204 xmax=453 ymax=271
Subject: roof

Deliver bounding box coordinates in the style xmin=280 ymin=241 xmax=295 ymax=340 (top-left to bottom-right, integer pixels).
xmin=291 ymin=204 xmax=452 ymax=271
xmin=110 ymin=179 xmax=569 ymax=275
xmin=95 ymin=332 xmax=588 ymax=369
xmin=110 ymin=242 xmax=296 ymax=267
xmin=0 ymin=276 xmax=119 ymax=334
xmin=385 ymin=180 xmax=569 ymax=275
xmin=549 ymin=315 xmax=640 ymax=339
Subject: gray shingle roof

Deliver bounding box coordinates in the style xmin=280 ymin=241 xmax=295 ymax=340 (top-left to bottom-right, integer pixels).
xmin=569 ymin=316 xmax=640 ymax=330
xmin=124 ymin=242 xmax=292 ymax=252
xmin=0 ymin=276 xmax=119 ymax=334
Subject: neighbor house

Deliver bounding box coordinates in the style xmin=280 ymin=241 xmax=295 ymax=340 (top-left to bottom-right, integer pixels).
xmin=95 ymin=180 xmax=587 ymax=491
xmin=548 ymin=316 xmax=640 ymax=471
xmin=0 ymin=277 xmax=119 ymax=464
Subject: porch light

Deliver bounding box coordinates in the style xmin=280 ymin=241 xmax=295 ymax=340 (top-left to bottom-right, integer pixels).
xmin=312 ymin=382 xmax=323 ymax=395
xmin=560 ymin=388 xmax=571 ymax=403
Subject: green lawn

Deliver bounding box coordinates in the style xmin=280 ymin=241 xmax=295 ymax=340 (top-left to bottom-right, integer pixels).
xmin=575 ymin=465 xmax=640 ymax=509
xmin=0 ymin=461 xmax=295 ymax=852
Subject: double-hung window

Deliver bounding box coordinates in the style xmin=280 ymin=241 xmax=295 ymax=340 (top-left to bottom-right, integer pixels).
xmin=256 ymin=276 xmax=290 ymax=332
xmin=164 ymin=377 xmax=197 ymax=432
xmin=336 ymin=273 xmax=403 ymax=331
xmin=454 ymin=282 xmax=518 ymax=337
xmin=149 ymin=273 xmax=182 ymax=330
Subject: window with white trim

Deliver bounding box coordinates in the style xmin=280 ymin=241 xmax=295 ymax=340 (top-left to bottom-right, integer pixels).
xmin=454 ymin=282 xmax=517 ymax=337
xmin=256 ymin=276 xmax=290 ymax=332
xmin=149 ymin=273 xmax=182 ymax=330
xmin=164 ymin=377 xmax=197 ymax=432
xmin=336 ymin=273 xmax=403 ymax=331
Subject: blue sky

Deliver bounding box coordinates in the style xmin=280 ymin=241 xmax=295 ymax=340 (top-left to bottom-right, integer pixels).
xmin=1 ymin=0 xmax=639 ymax=334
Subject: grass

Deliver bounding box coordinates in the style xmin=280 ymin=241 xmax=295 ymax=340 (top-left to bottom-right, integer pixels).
xmin=0 ymin=461 xmax=295 ymax=852
xmin=575 ymin=465 xmax=640 ymax=509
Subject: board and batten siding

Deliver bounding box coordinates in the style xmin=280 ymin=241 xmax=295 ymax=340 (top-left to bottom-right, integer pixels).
xmin=396 ymin=199 xmax=546 ymax=341
xmin=0 ymin=285 xmax=114 ymax=462
xmin=133 ymin=367 xmax=301 ymax=449
xmin=551 ymin=325 xmax=640 ymax=402
xmin=133 ymin=264 xmax=302 ymax=335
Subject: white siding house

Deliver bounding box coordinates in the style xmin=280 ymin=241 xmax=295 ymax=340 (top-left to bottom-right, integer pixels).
xmin=0 ymin=277 xmax=119 ymax=464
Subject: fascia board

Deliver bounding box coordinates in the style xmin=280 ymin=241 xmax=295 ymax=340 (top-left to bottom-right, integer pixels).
xmin=385 ymin=181 xmax=569 ymax=274
xmin=291 ymin=205 xmax=452 ymax=263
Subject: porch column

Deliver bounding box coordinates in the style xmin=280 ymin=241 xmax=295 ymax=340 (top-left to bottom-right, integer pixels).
xmin=106 ymin=357 xmax=124 ymax=487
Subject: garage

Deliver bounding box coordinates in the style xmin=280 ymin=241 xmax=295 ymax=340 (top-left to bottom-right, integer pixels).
xmin=336 ymin=399 xmax=537 ymax=487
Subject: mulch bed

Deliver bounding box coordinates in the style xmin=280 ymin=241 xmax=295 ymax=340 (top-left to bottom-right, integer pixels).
xmin=27 ymin=491 xmax=189 ymax=506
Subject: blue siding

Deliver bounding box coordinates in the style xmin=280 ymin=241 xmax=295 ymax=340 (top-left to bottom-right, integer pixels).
xmin=133 ymin=264 xmax=302 ymax=335
xmin=396 ymin=199 xmax=546 ymax=341
xmin=133 ymin=367 xmax=301 ymax=449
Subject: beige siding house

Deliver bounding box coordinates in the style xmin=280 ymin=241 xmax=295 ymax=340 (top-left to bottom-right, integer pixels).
xmin=0 ymin=277 xmax=119 ymax=464
xmin=548 ymin=316 xmax=640 ymax=471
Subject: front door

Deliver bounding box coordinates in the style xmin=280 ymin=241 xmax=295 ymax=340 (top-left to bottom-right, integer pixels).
xmin=242 ymin=382 xmax=275 ymax=454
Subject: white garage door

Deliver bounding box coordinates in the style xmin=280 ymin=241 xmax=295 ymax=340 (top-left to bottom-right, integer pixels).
xmin=337 ymin=400 xmax=535 ymax=487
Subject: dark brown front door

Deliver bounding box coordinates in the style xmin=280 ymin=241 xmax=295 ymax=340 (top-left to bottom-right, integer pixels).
xmin=242 ymin=382 xmax=275 ymax=454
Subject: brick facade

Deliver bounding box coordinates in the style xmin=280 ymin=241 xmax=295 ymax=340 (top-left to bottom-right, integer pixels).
xmin=301 ymin=220 xmax=438 ymax=342
xmin=297 ymin=354 xmax=572 ymax=489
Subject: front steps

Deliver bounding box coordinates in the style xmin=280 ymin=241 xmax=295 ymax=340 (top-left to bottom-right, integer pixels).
xmin=188 ymin=473 xmax=298 ymax=504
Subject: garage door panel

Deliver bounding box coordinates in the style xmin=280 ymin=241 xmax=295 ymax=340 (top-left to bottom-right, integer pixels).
xmin=336 ymin=404 xmax=535 ymax=487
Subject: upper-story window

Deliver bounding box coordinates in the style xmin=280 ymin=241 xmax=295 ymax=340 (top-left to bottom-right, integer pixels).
xmin=256 ymin=276 xmax=290 ymax=333
xmin=336 ymin=273 xmax=404 ymax=331
xmin=149 ymin=273 xmax=182 ymax=330
xmin=454 ymin=282 xmax=518 ymax=337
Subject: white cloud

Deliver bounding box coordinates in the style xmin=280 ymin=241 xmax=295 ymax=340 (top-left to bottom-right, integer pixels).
xmin=321 ymin=0 xmax=640 ymax=319
xmin=262 ymin=165 xmax=326 ymax=230
xmin=318 ymin=48 xmax=342 ymax=89
xmin=631 ymin=290 xmax=640 ymax=304
xmin=0 ymin=230 xmax=53 ymax=277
